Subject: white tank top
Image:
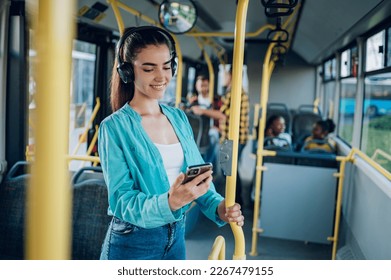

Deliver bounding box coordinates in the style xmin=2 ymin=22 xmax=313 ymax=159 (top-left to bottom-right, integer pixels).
xmin=154 ymin=142 xmax=184 ymax=186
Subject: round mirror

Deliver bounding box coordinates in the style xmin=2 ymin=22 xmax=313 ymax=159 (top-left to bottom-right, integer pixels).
xmin=158 ymin=0 xmax=197 ymax=34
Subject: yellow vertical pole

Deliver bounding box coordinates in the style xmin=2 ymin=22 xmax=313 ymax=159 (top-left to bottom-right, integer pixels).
xmin=204 ymin=50 xmax=215 ymax=104
xmin=328 ymin=150 xmax=353 ymax=260
xmin=194 ymin=38 xmax=215 ymax=104
xmin=226 ymin=0 xmax=249 ymax=260
xmin=171 ymin=35 xmax=183 ymax=108
xmin=250 ymin=8 xmax=298 ymax=256
xmin=27 ymin=0 xmax=75 ymax=259
xmin=250 ymin=46 xmax=275 ymax=256
xmin=108 ymin=0 xmax=124 ymax=33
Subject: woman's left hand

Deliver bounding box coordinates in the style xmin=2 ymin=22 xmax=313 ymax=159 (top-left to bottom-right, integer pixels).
xmin=217 ymin=200 xmax=244 ymax=227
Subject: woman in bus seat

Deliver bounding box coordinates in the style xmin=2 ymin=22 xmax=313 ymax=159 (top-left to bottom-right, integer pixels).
xmin=264 ymin=115 xmax=292 ymax=149
xmin=98 ymin=26 xmax=244 ymax=260
xmin=303 ymin=119 xmax=337 ymax=153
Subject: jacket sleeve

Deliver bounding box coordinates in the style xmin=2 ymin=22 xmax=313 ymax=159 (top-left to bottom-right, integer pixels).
xmin=98 ymin=119 xmax=183 ymax=228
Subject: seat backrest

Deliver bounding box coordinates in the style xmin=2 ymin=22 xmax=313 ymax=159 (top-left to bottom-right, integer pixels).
xmin=291 ymin=112 xmax=322 ymax=145
xmin=0 ymin=163 xmax=111 ymax=260
xmin=185 ymin=112 xmax=203 ymax=147
xmin=71 ymin=167 xmax=110 ymax=260
xmin=0 ymin=161 xmax=30 ymax=260
xmin=198 ymin=115 xmax=211 ymax=155
xmin=185 ymin=112 xmax=211 ymax=156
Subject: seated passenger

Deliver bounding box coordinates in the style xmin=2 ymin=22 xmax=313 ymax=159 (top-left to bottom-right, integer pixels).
xmin=303 ymin=119 xmax=337 ymax=153
xmin=264 ymin=115 xmax=292 ymax=149
xmin=187 ymin=74 xmax=225 ymax=165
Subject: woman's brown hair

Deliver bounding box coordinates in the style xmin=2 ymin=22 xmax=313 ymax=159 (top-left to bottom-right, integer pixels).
xmin=110 ymin=27 xmax=175 ymax=112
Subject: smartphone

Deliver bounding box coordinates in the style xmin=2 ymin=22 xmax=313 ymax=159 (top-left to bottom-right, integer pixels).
xmin=182 ymin=162 xmax=213 ymax=184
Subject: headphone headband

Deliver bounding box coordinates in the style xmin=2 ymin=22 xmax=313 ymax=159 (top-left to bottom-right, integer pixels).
xmin=116 ymin=26 xmax=177 ymax=84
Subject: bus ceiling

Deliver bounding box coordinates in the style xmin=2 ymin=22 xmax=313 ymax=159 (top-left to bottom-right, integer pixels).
xmin=76 ymin=0 xmax=391 ymax=64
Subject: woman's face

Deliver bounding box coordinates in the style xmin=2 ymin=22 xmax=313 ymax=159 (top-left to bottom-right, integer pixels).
xmin=312 ymin=124 xmax=326 ymax=139
xmin=132 ymin=44 xmax=173 ymax=100
xmin=271 ymin=117 xmax=286 ymax=135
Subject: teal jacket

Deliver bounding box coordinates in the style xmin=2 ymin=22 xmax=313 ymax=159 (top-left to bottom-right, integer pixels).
xmin=98 ymin=103 xmax=225 ymax=229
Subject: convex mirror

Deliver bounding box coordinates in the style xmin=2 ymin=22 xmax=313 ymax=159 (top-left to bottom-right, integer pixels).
xmin=158 ymin=0 xmax=197 ymax=34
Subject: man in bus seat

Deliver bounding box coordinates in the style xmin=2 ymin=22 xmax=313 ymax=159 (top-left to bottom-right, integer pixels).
xmin=264 ymin=115 xmax=292 ymax=150
xmin=188 ymin=74 xmax=226 ymax=166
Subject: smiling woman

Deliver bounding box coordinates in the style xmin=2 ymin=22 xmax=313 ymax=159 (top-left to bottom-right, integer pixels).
xmin=97 ymin=25 xmax=244 ymax=260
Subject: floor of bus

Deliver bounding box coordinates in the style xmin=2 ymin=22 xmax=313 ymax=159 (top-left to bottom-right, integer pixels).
xmin=185 ymin=151 xmax=333 ymax=260
xmin=185 ymin=209 xmax=332 ymax=260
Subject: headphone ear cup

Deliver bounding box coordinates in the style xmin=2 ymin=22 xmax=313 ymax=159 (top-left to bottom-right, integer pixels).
xmin=117 ymin=62 xmax=134 ymax=84
xmin=171 ymin=58 xmax=177 ymax=77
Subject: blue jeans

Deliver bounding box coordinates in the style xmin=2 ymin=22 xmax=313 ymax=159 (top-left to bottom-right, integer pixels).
xmin=100 ymin=216 xmax=186 ymax=260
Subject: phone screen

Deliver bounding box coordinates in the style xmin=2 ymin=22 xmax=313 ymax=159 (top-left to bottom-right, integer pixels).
xmin=182 ymin=163 xmax=213 ymax=184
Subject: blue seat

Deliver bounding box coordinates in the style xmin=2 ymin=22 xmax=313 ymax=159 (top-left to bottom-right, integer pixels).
xmin=71 ymin=166 xmax=111 ymax=260
xmin=0 ymin=161 xmax=30 ymax=259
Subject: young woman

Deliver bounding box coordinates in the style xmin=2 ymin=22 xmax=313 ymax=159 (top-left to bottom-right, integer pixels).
xmin=303 ymin=119 xmax=337 ymax=153
xmin=98 ymin=26 xmax=244 ymax=260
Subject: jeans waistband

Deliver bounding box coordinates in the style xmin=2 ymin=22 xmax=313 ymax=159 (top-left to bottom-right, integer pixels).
xmin=112 ymin=215 xmax=185 ymax=229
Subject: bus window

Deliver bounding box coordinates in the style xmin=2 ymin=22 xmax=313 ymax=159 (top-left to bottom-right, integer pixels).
xmin=361 ymin=73 xmax=391 ymax=172
xmin=338 ymin=46 xmax=359 ymax=145
xmin=28 ymin=38 xmax=97 ymax=170
xmin=69 ymin=40 xmax=96 ymax=170
xmin=323 ymin=81 xmax=336 ymax=120
xmin=387 ymin=27 xmax=391 ymax=67
xmin=338 ymin=77 xmax=357 ymax=145
xmin=365 ymin=30 xmax=385 ymax=72
xmin=340 ymin=49 xmax=351 ymax=78
xmin=322 ymin=58 xmax=336 ymax=119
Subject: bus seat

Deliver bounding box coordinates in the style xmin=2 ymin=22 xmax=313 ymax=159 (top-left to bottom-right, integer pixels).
xmin=296 ymin=153 xmax=339 ymax=168
xmin=71 ymin=166 xmax=104 ymax=185
xmin=291 ymin=112 xmax=321 ymax=147
xmin=0 ymin=161 xmax=30 ymax=260
xmin=185 ymin=112 xmax=210 ymax=157
xmin=297 ymin=104 xmax=322 ymax=116
xmin=186 ymin=112 xmax=203 ymax=147
xmin=71 ymin=166 xmax=110 ymax=260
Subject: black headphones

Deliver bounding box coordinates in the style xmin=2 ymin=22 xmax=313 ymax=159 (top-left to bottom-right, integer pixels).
xmin=116 ymin=26 xmax=177 ymax=84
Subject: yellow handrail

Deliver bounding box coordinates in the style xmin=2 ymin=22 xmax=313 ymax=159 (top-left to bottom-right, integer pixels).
xmin=224 ymin=0 xmax=249 ymax=260
xmin=250 ymin=6 xmax=300 ymax=257
xmin=187 ymin=24 xmax=275 ymax=38
xmin=313 ymin=98 xmax=320 ymax=114
xmin=25 ymin=149 xmax=101 ymax=165
xmin=67 ymin=155 xmax=100 ymax=164
xmin=349 ymin=148 xmax=391 ymax=180
xmin=72 ymin=97 xmax=100 ymax=155
xmin=79 ymin=124 xmax=99 ymax=168
xmin=371 ymin=149 xmax=391 ymax=166
xmin=328 ymin=154 xmax=348 ymax=260
xmin=194 ymin=38 xmax=215 ymax=104
xmin=328 ymin=147 xmax=390 ymax=260
xmin=208 ymin=236 xmax=226 ymax=260
xmin=27 ymin=0 xmax=76 ymax=259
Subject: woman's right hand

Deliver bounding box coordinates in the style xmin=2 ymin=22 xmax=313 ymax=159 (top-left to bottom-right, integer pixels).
xmin=168 ymin=170 xmax=213 ymax=211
